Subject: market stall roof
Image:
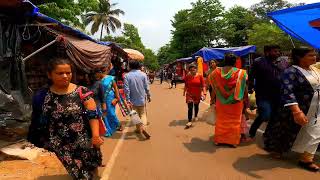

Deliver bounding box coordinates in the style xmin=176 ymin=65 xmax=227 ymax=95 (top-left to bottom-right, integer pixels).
xmin=123 ymin=49 xmax=144 ymax=61
xmin=176 ymin=57 xmax=196 ymax=63
xmin=193 ymin=45 xmax=256 ymax=62
xmin=268 ymin=3 xmax=320 ymax=49
xmin=2 ymin=0 xmax=129 ymax=72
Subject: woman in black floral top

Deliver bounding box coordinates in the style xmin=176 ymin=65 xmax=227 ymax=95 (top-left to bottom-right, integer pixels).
xmin=31 ymin=58 xmax=104 ymax=180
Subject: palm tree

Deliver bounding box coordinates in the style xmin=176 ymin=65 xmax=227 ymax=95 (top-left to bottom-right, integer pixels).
xmin=83 ymin=0 xmax=124 ymax=40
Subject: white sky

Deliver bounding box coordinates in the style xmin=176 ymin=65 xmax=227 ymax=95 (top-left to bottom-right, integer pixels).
xmin=92 ymin=0 xmax=320 ymax=52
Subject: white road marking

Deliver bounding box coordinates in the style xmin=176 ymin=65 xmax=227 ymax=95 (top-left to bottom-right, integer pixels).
xmin=100 ymin=120 xmax=131 ymax=180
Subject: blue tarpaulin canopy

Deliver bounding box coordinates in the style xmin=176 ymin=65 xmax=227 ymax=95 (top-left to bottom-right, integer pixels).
xmin=18 ymin=0 xmax=124 ymax=52
xmin=193 ymin=45 xmax=256 ymax=62
xmin=176 ymin=57 xmax=196 ymax=63
xmin=268 ymin=3 xmax=320 ymax=50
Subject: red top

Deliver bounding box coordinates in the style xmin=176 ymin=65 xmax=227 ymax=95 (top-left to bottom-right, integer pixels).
xmin=185 ymin=74 xmax=205 ymax=103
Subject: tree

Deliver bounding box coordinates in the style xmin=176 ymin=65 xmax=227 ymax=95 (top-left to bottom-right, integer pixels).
xmin=248 ymin=23 xmax=304 ymax=53
xmin=169 ymin=0 xmax=225 ymax=59
xmin=31 ymin=0 xmax=99 ymax=30
xmin=250 ymin=0 xmax=294 ymax=21
xmin=222 ymin=6 xmax=260 ymax=46
xmin=102 ymin=24 xmax=159 ymax=70
xmin=83 ymin=0 xmax=124 ymax=40
xmin=142 ymin=49 xmax=159 ymax=71
xmin=157 ymin=44 xmax=182 ymax=65
xmin=122 ymin=23 xmax=145 ymax=50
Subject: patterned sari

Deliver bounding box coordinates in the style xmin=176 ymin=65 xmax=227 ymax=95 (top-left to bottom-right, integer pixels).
xmin=101 ymin=75 xmax=120 ymax=137
xmin=209 ymin=67 xmax=247 ymax=145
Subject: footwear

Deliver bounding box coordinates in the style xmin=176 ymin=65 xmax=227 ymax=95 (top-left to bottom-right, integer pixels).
xmin=193 ymin=117 xmax=199 ymax=122
xmin=134 ymin=129 xmax=142 ymax=134
xmin=298 ymin=161 xmax=320 ymax=172
xmin=185 ymin=122 xmax=192 ymax=129
xmin=117 ymin=125 xmax=124 ymax=131
xmin=142 ymin=130 xmax=151 ymax=140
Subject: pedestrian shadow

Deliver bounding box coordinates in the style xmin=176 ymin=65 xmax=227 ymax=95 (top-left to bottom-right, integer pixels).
xmin=183 ymin=137 xmax=218 ymax=153
xmin=37 ymin=175 xmax=71 ymax=180
xmin=232 ymin=153 xmax=298 ymax=179
xmin=169 ymin=119 xmax=188 ymax=127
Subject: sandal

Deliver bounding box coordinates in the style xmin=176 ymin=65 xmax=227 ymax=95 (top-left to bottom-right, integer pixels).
xmin=117 ymin=125 xmax=124 ymax=131
xmin=298 ymin=161 xmax=320 ymax=172
xmin=142 ymin=130 xmax=151 ymax=140
xmin=185 ymin=122 xmax=192 ymax=129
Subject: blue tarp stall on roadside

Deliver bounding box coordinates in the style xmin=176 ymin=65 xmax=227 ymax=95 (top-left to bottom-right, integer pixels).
xmin=268 ymin=3 xmax=320 ymax=50
xmin=193 ymin=45 xmax=256 ymax=62
xmin=176 ymin=57 xmax=196 ymax=63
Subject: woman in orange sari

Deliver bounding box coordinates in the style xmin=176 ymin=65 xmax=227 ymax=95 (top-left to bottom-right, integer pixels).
xmin=208 ymin=54 xmax=247 ymax=147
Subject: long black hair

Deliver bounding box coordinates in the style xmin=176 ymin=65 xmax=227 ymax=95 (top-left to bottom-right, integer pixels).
xmin=291 ymin=47 xmax=314 ymax=65
xmin=222 ymin=53 xmax=237 ymax=67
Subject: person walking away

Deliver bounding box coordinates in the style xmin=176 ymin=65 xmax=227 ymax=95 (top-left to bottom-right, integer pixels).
xmin=148 ymin=71 xmax=155 ymax=84
xmin=124 ymin=60 xmax=151 ymax=133
xmin=264 ymin=47 xmax=320 ymax=172
xmin=206 ymin=60 xmax=218 ymax=104
xmin=170 ymin=71 xmax=177 ymax=88
xmin=208 ymin=54 xmax=248 ymax=147
xmin=88 ymin=70 xmax=109 ymax=134
xmin=183 ymin=64 xmax=206 ymax=129
xmin=160 ymin=69 xmax=164 ymax=84
xmin=248 ymin=45 xmax=288 ymax=138
xmin=27 ymin=58 xmax=103 ymax=180
xmin=100 ymin=65 xmax=123 ymax=136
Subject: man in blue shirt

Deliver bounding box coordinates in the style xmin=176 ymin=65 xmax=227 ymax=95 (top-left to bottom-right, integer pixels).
xmin=124 ymin=60 xmax=151 ymax=127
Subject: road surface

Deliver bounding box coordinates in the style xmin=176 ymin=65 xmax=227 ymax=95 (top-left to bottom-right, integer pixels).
xmin=0 ymin=80 xmax=319 ymax=180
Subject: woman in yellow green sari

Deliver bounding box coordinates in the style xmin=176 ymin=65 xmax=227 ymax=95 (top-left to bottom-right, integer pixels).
xmin=208 ymin=54 xmax=247 ymax=147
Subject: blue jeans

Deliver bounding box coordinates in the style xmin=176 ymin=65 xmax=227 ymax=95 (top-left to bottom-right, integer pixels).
xmin=249 ymin=100 xmax=272 ymax=137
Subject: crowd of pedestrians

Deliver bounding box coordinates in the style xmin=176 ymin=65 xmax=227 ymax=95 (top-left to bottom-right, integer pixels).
xmin=27 ymin=59 xmax=151 ymax=180
xmin=26 ymin=44 xmax=320 ymax=180
xmin=202 ymin=45 xmax=320 ymax=172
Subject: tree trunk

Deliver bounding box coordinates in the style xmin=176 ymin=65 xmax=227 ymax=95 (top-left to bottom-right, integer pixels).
xmin=100 ymin=24 xmax=104 ymax=41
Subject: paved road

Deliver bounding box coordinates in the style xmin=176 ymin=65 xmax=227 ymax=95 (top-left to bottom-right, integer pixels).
xmin=99 ymin=81 xmax=320 ymax=180
xmin=1 ymin=80 xmax=319 ymax=180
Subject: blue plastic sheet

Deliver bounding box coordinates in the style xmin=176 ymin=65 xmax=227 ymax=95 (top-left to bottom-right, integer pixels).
xmin=193 ymin=45 xmax=256 ymax=62
xmin=268 ymin=3 xmax=320 ymax=49
xmin=23 ymin=0 xmax=119 ymax=49
xmin=176 ymin=57 xmax=196 ymax=63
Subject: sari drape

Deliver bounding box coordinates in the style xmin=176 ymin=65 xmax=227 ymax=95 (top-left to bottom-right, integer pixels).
xmin=209 ymin=67 xmax=247 ymax=145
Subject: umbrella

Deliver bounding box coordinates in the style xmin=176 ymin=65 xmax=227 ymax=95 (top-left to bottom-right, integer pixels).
xmin=123 ymin=48 xmax=144 ymax=61
xmin=268 ymin=3 xmax=320 ymax=49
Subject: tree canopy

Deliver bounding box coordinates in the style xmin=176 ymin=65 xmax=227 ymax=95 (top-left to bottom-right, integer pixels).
xmin=103 ymin=23 xmax=159 ymax=71
xmin=31 ymin=0 xmax=100 ymax=30
xmin=157 ymin=0 xmax=304 ymax=65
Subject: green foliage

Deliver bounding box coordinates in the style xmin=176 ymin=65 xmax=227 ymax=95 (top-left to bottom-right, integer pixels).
xmin=83 ymin=0 xmax=124 ymax=40
xmin=158 ymin=0 xmax=305 ymax=65
xmin=250 ymin=0 xmax=294 ymax=21
xmin=222 ymin=6 xmax=260 ymax=47
xmin=102 ymin=24 xmax=159 ymax=70
xmin=31 ymin=0 xmax=99 ymax=30
xmin=247 ymin=23 xmax=303 ymax=53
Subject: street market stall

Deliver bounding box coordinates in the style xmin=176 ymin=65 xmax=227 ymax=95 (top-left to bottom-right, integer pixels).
xmin=0 ymin=0 xmax=127 ymax=142
xmin=268 ymin=3 xmax=320 ymax=50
